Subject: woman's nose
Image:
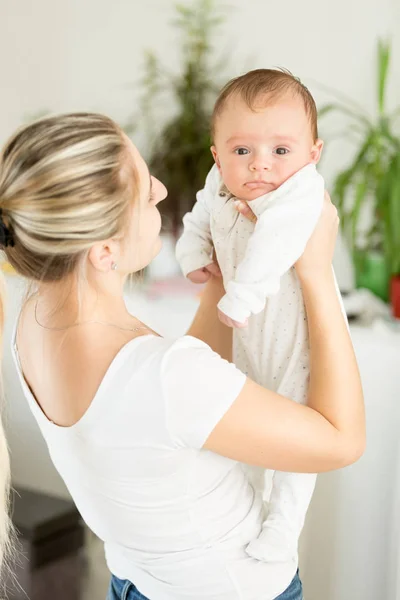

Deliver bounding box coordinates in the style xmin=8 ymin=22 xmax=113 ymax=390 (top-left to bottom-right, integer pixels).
xmin=153 ymin=177 xmax=168 ymax=204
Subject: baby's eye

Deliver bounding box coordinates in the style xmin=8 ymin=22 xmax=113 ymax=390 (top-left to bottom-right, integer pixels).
xmin=234 ymin=147 xmax=250 ymax=155
xmin=274 ymin=147 xmax=289 ymax=155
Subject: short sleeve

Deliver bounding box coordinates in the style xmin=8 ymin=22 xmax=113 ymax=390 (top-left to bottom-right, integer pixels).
xmin=162 ymin=336 xmax=246 ymax=449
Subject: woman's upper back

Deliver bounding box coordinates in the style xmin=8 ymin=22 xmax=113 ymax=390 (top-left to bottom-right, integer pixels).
xmin=13 ymin=321 xmax=255 ymax=548
xmin=15 ymin=294 xmax=153 ymax=427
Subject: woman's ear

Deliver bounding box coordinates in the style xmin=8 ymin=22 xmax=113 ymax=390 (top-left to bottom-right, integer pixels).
xmin=88 ymin=240 xmax=116 ymax=273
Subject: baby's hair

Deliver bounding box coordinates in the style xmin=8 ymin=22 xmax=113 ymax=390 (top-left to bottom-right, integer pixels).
xmin=211 ymin=68 xmax=318 ymax=142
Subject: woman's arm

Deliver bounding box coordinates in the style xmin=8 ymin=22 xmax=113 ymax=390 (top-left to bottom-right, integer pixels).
xmin=204 ymin=271 xmax=364 ymax=472
xmin=203 ymin=195 xmax=365 ymax=473
xmin=186 ymin=276 xmax=233 ymax=362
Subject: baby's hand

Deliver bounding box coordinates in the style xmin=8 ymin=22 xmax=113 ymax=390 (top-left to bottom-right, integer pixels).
xmin=187 ymin=262 xmax=221 ymax=284
xmin=218 ymin=308 xmax=248 ymax=329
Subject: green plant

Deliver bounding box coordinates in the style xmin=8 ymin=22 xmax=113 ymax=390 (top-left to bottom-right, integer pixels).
xmin=126 ymin=0 xmax=230 ymax=233
xmin=319 ymin=39 xmax=400 ymax=279
xmin=378 ymin=149 xmax=400 ymax=277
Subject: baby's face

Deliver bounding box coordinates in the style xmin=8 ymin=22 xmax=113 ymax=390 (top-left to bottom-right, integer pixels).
xmin=211 ymin=93 xmax=323 ymax=202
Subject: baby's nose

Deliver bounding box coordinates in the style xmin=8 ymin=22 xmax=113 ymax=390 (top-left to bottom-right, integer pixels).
xmin=249 ymin=155 xmax=272 ymax=172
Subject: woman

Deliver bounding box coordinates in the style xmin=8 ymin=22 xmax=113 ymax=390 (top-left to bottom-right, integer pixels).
xmin=0 ymin=114 xmax=364 ymax=600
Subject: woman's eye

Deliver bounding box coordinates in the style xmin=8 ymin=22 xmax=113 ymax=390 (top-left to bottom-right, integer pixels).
xmin=234 ymin=148 xmax=250 ymax=155
xmin=274 ymin=147 xmax=289 ymax=155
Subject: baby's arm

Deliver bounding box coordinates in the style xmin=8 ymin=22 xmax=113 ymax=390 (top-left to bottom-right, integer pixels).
xmin=176 ymin=165 xmax=220 ymax=281
xmin=218 ymin=166 xmax=325 ymax=325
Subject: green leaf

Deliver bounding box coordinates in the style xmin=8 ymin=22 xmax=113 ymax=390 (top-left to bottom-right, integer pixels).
xmin=388 ymin=164 xmax=400 ymax=274
xmin=331 ymin=131 xmax=377 ymax=248
xmin=351 ymin=179 xmax=368 ymax=249
xmin=175 ymin=4 xmax=193 ymax=19
xmin=318 ymin=104 xmax=337 ymax=118
xmin=377 ymin=39 xmax=391 ymax=115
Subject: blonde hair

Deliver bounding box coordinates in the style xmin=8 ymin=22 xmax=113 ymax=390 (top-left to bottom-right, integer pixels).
xmin=0 ymin=112 xmax=137 ymax=576
xmin=211 ymin=68 xmax=318 ymax=142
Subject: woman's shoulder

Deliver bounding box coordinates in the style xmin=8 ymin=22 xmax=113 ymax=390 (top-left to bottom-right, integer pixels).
xmin=114 ymin=334 xmax=215 ymax=376
xmin=159 ymin=335 xmax=226 ymax=369
xmin=116 ymin=333 xmax=244 ymax=394
xmin=108 ymin=334 xmax=214 ymax=375
xmin=118 ymin=333 xmax=210 ymax=357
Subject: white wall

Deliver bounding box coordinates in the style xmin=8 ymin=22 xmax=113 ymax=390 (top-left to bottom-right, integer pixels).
xmin=1 ymin=0 xmax=399 ymax=181
xmin=0 ymin=0 xmax=398 ymax=507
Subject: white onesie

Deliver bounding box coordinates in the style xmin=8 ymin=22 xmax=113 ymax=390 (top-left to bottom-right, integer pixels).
xmin=176 ymin=163 xmax=341 ymax=563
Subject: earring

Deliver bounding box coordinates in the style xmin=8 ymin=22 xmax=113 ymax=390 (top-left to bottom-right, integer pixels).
xmin=111 ymin=262 xmax=118 ymax=271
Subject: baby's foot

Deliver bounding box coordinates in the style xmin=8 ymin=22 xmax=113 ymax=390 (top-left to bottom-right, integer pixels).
xmin=245 ymin=525 xmax=297 ymax=563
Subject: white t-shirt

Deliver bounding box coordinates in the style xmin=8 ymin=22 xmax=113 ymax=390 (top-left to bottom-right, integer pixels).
xmin=12 ymin=333 xmax=298 ymax=600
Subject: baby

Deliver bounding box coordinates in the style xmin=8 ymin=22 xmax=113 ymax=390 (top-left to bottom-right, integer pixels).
xmin=176 ymin=68 xmax=343 ymax=563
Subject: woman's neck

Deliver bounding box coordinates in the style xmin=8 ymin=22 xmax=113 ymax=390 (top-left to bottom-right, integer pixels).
xmin=34 ymin=271 xmax=131 ymax=329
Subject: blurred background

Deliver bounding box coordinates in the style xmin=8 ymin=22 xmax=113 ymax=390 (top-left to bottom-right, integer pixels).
xmin=1 ymin=0 xmax=400 ymax=599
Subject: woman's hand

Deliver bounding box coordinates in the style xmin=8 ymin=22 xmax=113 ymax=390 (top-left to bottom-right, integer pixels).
xmin=234 ymin=193 xmax=339 ymax=279
xmin=187 ymin=262 xmax=221 ymax=284
xmin=234 ymin=200 xmax=257 ymax=223
xmin=295 ymin=191 xmax=339 ymax=280
xmin=217 ymin=308 xmax=248 ymax=329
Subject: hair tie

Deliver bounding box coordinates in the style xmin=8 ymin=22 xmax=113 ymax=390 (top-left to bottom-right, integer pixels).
xmin=0 ymin=210 xmax=15 ymax=248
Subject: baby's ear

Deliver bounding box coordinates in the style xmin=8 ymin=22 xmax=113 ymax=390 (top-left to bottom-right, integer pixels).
xmin=211 ymin=146 xmax=222 ymax=172
xmin=311 ymin=139 xmax=324 ymax=164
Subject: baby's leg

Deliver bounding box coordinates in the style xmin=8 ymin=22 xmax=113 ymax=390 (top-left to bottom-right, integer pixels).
xmin=246 ymin=470 xmax=316 ymax=562
xmin=247 ymin=358 xmax=315 ymax=562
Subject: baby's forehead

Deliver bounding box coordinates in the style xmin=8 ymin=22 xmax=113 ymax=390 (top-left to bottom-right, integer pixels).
xmin=224 ymin=90 xmax=308 ymax=116
xmin=216 ymin=92 xmax=313 ymax=138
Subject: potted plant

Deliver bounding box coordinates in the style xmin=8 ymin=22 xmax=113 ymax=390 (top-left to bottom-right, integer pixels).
xmin=320 ymin=39 xmax=400 ymax=313
xmin=125 ymin=0 xmax=230 ymax=235
xmin=379 ymin=151 xmax=400 ymax=317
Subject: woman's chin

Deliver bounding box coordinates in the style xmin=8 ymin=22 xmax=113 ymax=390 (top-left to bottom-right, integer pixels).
xmin=132 ymin=240 xmax=163 ymax=274
xmin=146 ymin=237 xmax=163 ymax=266
xmin=154 ymin=235 xmax=163 ymax=256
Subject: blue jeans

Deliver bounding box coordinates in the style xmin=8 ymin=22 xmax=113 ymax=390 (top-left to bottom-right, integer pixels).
xmin=107 ymin=576 xmax=148 ymax=600
xmin=107 ymin=570 xmax=303 ymax=600
xmin=276 ymin=570 xmax=303 ymax=599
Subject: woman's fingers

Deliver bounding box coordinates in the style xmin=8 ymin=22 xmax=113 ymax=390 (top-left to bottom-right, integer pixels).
xmin=206 ymin=262 xmax=222 ymax=277
xmin=234 ymin=200 xmax=257 ymax=223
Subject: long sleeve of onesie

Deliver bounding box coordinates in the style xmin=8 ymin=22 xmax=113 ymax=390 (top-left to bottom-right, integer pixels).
xmin=217 ymin=164 xmax=325 ymax=324
xmin=175 ymin=165 xmax=220 ymax=277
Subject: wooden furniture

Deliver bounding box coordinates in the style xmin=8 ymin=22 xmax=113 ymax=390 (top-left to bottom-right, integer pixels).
xmin=7 ymin=487 xmax=85 ymax=600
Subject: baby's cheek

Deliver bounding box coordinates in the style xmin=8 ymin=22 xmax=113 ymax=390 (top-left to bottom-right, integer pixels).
xmin=225 ymin=170 xmax=243 ymax=192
